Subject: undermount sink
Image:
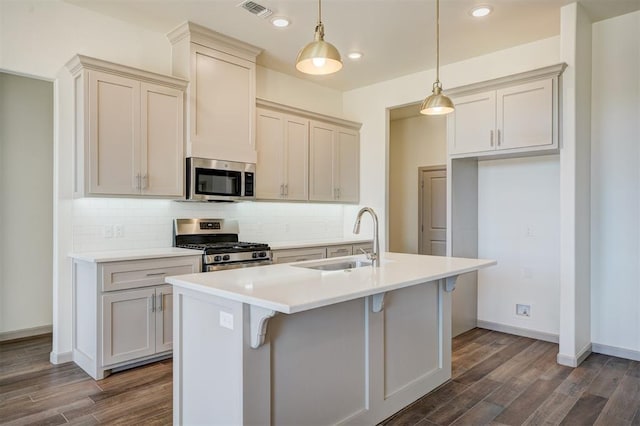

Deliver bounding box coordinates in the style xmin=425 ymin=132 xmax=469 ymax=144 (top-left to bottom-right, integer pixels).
xmin=294 ymin=259 xmax=373 ymax=271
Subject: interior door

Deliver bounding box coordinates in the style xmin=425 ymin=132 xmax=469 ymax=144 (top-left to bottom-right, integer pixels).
xmin=419 ymin=168 xmax=447 ymax=256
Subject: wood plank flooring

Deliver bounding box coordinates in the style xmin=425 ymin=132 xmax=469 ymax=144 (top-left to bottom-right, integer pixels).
xmin=2 ymin=329 xmax=639 ymax=425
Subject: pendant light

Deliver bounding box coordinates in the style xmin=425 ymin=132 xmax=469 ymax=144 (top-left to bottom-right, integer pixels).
xmin=420 ymin=0 xmax=454 ymax=115
xmin=295 ymin=0 xmax=342 ymax=75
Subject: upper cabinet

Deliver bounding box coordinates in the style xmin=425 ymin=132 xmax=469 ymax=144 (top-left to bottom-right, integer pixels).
xmin=255 ymin=99 xmax=361 ymax=203
xmin=309 ymin=121 xmax=360 ymax=202
xmin=256 ymin=107 xmax=309 ymax=201
xmin=168 ymin=22 xmax=262 ymax=164
xmin=66 ymin=55 xmax=187 ymax=198
xmin=447 ymin=64 xmax=566 ymax=159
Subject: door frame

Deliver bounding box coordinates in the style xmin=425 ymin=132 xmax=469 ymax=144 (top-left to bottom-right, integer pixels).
xmin=418 ymin=165 xmax=447 ymax=255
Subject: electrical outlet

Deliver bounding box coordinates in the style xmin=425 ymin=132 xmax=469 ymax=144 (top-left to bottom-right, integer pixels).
xmin=516 ymin=304 xmax=531 ymax=317
xmin=219 ymin=311 xmax=234 ymax=330
xmin=103 ymin=225 xmax=113 ymax=238
xmin=114 ymin=224 xmax=124 ymax=238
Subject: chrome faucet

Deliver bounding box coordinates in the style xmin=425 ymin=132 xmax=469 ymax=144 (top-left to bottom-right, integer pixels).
xmin=353 ymin=207 xmax=380 ymax=267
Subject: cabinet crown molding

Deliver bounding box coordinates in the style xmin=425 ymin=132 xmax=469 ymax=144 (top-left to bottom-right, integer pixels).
xmin=65 ymin=55 xmax=188 ymax=90
xmin=167 ymin=21 xmax=262 ymax=62
xmin=257 ymin=98 xmax=362 ymax=130
xmin=447 ymin=63 xmax=567 ymax=98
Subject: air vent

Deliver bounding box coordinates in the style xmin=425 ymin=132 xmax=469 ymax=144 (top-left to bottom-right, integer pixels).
xmin=237 ymin=0 xmax=273 ymax=18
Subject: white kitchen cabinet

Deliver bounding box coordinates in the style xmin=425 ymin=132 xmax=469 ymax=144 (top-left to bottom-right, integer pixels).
xmin=447 ymin=64 xmax=565 ymax=159
xmin=309 ymin=120 xmax=360 ymax=203
xmin=102 ymin=285 xmax=173 ymax=366
xmin=67 ymin=55 xmax=187 ymax=198
xmin=256 ymin=107 xmax=308 ymax=200
xmin=168 ymin=22 xmax=261 ymax=163
xmin=72 ymin=254 xmax=200 ymax=380
xmin=273 ymin=241 xmax=373 ymax=264
xmin=272 ymin=247 xmax=326 ymax=264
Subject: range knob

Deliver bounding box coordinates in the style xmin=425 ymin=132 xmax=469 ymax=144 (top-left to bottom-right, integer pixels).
xmin=252 ymin=252 xmax=258 ymax=259
xmin=213 ymin=255 xmax=222 ymax=262
xmin=222 ymin=254 xmax=230 ymax=261
xmin=259 ymin=251 xmax=267 ymax=258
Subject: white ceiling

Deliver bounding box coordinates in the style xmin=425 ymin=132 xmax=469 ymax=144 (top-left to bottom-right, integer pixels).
xmin=65 ymin=0 xmax=639 ymax=92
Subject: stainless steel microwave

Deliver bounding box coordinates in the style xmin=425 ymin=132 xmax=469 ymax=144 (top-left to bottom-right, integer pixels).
xmin=186 ymin=158 xmax=256 ymax=201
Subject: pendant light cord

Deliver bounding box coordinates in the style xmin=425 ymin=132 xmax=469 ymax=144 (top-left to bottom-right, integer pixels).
xmin=435 ymin=0 xmax=440 ymax=85
xmin=318 ymin=0 xmax=322 ymax=25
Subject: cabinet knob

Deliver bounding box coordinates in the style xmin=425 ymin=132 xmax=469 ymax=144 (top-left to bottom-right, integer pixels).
xmin=490 ymin=130 xmax=494 ymax=147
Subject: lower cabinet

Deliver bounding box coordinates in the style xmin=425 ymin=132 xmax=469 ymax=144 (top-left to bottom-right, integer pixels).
xmin=102 ymin=285 xmax=172 ymax=366
xmin=72 ymin=255 xmax=200 ymax=379
xmin=272 ymin=247 xmax=326 ymax=264
xmin=273 ymin=242 xmax=373 ymax=264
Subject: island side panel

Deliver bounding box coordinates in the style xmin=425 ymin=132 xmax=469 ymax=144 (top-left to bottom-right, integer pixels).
xmin=173 ymin=287 xmax=246 ymax=426
xmin=268 ymin=298 xmax=368 ymax=425
xmin=363 ymin=279 xmax=452 ymax=424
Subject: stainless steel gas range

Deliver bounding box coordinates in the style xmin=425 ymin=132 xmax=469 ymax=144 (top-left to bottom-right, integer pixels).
xmin=174 ymin=218 xmax=272 ymax=272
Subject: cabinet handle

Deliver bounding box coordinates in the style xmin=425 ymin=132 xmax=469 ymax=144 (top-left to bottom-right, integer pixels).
xmin=142 ymin=174 xmax=148 ymax=189
xmin=146 ymin=272 xmax=166 ymax=277
xmin=284 ymin=184 xmax=288 ymax=196
xmin=135 ymin=173 xmax=141 ymax=190
xmin=151 ymin=295 xmax=156 ymax=313
xmin=280 ymin=184 xmax=284 ymax=196
xmin=497 ymin=129 xmax=501 ymax=146
xmin=337 ymin=188 xmax=341 ymax=199
xmin=490 ymin=130 xmax=494 ymax=147
xmin=158 ymin=292 xmax=163 ymax=312
xmin=336 ymin=248 xmax=348 ymax=252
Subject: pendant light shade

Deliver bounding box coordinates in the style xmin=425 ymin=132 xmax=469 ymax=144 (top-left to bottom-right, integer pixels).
xmin=420 ymin=0 xmax=454 ymax=116
xmin=296 ymin=0 xmax=342 ymax=75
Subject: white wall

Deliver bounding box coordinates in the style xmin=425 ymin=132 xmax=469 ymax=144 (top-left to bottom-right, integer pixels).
xmin=0 ymin=73 xmax=53 ymax=337
xmin=389 ymin=115 xmax=446 ymax=253
xmin=477 ymin=156 xmax=560 ymax=337
xmin=591 ymin=11 xmax=640 ymax=356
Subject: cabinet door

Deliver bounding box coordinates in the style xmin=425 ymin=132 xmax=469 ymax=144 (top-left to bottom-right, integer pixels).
xmin=102 ymin=288 xmax=155 ymax=366
xmin=88 ymin=71 xmax=140 ymax=195
xmin=309 ymin=121 xmax=336 ymax=201
xmin=497 ymin=78 xmax=553 ymax=151
xmin=140 ymin=83 xmax=184 ymax=197
xmin=272 ymin=247 xmax=326 ymax=264
xmin=327 ymin=245 xmax=353 ymax=258
xmin=256 ymin=109 xmax=286 ymax=200
xmin=335 ymin=128 xmax=359 ymax=203
xmin=190 ymin=44 xmax=256 ymax=162
xmin=155 ymin=285 xmax=173 ymax=353
xmin=284 ymin=116 xmax=309 ymax=201
xmin=448 ymin=91 xmax=496 ymax=155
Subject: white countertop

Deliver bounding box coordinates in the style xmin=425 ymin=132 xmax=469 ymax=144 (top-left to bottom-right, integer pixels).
xmin=69 ymin=247 xmax=202 ymax=263
xmin=166 ymin=252 xmax=496 ymax=314
xmin=269 ymin=238 xmax=373 ymax=250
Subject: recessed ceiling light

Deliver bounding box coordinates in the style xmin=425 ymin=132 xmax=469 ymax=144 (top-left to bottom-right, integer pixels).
xmin=470 ymin=5 xmax=492 ymax=18
xmin=271 ymin=17 xmax=290 ymax=27
xmin=348 ymin=52 xmax=363 ymax=60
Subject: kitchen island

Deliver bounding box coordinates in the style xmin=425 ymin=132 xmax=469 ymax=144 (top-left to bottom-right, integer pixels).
xmin=166 ymin=252 xmax=495 ymax=425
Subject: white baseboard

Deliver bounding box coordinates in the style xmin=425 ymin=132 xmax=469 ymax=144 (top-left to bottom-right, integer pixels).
xmin=477 ymin=320 xmax=559 ymax=343
xmin=592 ymin=343 xmax=640 ymax=361
xmin=50 ymin=350 xmax=73 ymax=364
xmin=0 ymin=325 xmax=52 ymax=342
xmin=557 ymin=342 xmax=592 ymax=367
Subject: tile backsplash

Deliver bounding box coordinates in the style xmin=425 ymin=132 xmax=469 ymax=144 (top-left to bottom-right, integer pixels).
xmin=72 ymin=198 xmax=346 ymax=252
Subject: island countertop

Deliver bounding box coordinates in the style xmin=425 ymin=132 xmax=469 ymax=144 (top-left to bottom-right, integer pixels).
xmin=165 ymin=252 xmax=496 ymax=314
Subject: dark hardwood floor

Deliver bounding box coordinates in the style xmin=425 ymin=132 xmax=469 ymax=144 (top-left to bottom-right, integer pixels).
xmin=1 ymin=329 xmax=639 ymax=425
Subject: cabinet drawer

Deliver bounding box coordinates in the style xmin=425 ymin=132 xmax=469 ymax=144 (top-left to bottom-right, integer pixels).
xmin=101 ymin=257 xmax=199 ymax=292
xmin=352 ymin=243 xmax=374 ymax=255
xmin=327 ymin=245 xmax=353 ymax=258
xmin=272 ymin=247 xmax=326 ymax=264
